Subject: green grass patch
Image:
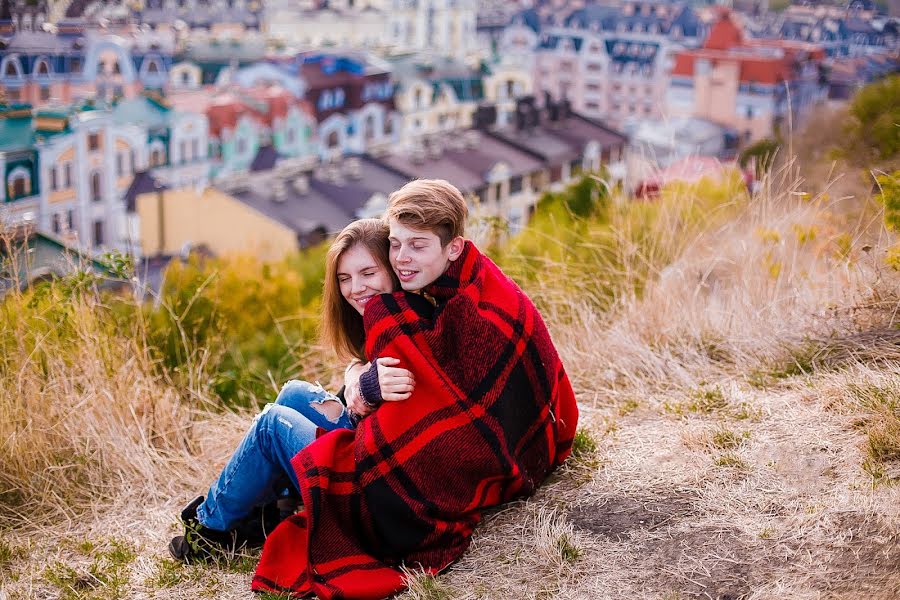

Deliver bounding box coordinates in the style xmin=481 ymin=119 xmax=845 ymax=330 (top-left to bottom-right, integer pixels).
xmin=147 ymin=557 xmax=193 ymax=589
xmin=664 ymin=386 xmax=728 ymax=416
xmin=0 ymin=538 xmax=24 ymax=573
xmin=43 ymin=538 xmax=137 ymax=600
xmin=571 ymin=428 xmax=599 ymax=458
xmin=617 ymin=397 xmax=640 ymax=417
xmin=714 ymin=452 xmax=750 ymax=471
xmin=556 ymin=532 xmax=582 ymax=563
xmin=710 ymin=428 xmax=750 ymax=451
xmin=842 ymin=380 xmax=900 ymax=484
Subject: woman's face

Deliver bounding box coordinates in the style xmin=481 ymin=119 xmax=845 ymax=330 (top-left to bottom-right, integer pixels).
xmin=337 ymin=244 xmax=394 ymax=315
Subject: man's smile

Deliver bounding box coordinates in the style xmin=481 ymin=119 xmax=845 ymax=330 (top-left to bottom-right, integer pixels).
xmin=397 ymin=269 xmax=419 ymax=282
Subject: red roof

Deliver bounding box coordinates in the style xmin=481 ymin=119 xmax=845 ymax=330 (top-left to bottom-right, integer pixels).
xmin=207 ymin=89 xmax=315 ymax=136
xmin=206 ymin=94 xmax=255 ymax=138
xmin=671 ymin=10 xmax=824 ymax=86
xmin=703 ymin=9 xmax=743 ymax=51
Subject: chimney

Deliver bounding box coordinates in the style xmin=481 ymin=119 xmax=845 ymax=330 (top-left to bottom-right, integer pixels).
xmin=427 ymin=140 xmax=443 ymax=159
xmin=272 ymin=179 xmax=288 ymax=202
xmin=346 ymin=156 xmax=363 ymax=179
xmin=410 ymin=142 xmax=427 ymax=164
xmin=292 ymin=174 xmax=309 ymax=194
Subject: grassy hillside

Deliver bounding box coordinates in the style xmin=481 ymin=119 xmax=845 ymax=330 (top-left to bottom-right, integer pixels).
xmin=2 ymin=79 xmax=900 ymax=598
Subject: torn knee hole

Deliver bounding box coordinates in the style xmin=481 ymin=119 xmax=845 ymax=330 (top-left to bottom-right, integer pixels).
xmin=311 ymin=399 xmax=343 ymax=423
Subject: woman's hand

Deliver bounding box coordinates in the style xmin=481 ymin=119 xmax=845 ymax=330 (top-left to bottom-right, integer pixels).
xmin=345 ymin=381 xmax=374 ymax=420
xmin=375 ymin=357 xmax=415 ymax=402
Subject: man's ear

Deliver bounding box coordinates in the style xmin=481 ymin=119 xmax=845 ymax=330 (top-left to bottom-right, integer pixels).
xmin=447 ymin=236 xmax=465 ymax=261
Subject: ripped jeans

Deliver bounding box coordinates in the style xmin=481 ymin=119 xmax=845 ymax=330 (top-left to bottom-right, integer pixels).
xmin=275 ymin=379 xmax=355 ymax=430
xmin=196 ymin=380 xmax=354 ymax=531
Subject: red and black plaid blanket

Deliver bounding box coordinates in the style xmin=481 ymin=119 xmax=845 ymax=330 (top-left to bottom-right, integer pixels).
xmin=252 ymin=241 xmax=578 ymax=599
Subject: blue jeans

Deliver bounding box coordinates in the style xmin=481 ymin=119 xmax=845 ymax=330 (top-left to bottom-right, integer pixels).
xmin=196 ymin=380 xmax=354 ymax=531
xmin=276 ymin=379 xmax=355 ymax=430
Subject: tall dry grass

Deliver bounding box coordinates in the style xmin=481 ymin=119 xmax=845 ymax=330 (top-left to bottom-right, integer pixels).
xmin=0 ymin=282 xmax=248 ymax=529
xmin=542 ymin=158 xmax=898 ymax=405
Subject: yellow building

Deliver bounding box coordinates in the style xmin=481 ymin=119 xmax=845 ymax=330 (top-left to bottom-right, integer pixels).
xmin=135 ymin=185 xmax=298 ymax=262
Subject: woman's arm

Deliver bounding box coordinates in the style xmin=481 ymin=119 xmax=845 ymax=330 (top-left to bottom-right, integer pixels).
xmin=345 ymin=358 xmax=416 ymax=421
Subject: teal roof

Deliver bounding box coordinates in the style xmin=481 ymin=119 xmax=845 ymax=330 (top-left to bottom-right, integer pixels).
xmin=112 ymin=97 xmax=171 ymax=129
xmin=0 ymin=117 xmax=35 ymax=152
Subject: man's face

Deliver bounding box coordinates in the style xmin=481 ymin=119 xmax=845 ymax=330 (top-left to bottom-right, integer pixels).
xmin=388 ymin=219 xmax=461 ymax=291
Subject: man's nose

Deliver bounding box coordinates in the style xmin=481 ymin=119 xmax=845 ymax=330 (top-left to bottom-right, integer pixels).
xmin=396 ymin=246 xmax=411 ymax=263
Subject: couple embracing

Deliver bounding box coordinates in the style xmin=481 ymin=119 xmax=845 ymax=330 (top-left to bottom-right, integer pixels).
xmin=169 ymin=179 xmax=579 ymax=599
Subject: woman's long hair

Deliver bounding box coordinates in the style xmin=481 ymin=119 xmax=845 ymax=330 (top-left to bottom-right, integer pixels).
xmin=321 ymin=218 xmax=397 ymax=362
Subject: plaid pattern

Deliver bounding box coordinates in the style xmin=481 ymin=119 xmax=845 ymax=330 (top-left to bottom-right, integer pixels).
xmin=252 ymin=241 xmax=578 ymax=599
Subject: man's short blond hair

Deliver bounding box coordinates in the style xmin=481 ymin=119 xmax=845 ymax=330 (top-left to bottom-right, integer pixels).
xmin=385 ymin=179 xmax=468 ymax=246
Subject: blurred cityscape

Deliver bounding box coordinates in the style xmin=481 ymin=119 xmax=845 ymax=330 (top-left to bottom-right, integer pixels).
xmin=0 ymin=0 xmax=897 ymax=280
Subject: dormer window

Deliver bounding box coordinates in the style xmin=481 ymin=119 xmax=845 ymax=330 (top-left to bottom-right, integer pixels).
xmin=4 ymin=58 xmax=20 ymax=78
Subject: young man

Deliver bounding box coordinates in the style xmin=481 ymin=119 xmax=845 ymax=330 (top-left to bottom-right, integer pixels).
xmin=252 ymin=179 xmax=579 ymax=600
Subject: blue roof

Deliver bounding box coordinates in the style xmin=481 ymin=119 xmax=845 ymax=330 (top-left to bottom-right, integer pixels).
xmin=510 ymin=8 xmax=542 ymax=33
xmin=538 ymin=34 xmax=584 ymax=52
xmin=112 ymin=96 xmax=171 ymax=129
xmin=605 ymin=39 xmax=660 ymax=64
xmin=0 ymin=116 xmax=34 ymax=152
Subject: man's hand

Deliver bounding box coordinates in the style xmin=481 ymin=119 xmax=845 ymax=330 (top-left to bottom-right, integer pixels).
xmin=375 ymin=357 xmax=415 ymax=402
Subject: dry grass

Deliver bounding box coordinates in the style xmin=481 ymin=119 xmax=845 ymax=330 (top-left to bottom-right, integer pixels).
xmin=3 ymin=158 xmax=900 ymax=599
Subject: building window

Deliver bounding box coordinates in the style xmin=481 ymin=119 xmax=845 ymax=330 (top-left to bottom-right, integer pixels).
xmin=9 ymin=173 xmax=28 ymax=198
xmin=70 ymin=57 xmax=81 ymax=73
xmin=4 ymin=60 xmax=17 ymax=77
xmin=91 ymin=172 xmax=102 ymax=202
xmin=550 ymin=165 xmax=562 ymax=182
xmin=67 ymin=209 xmax=75 ymax=231
xmin=236 ymin=138 xmax=246 ymax=155
xmin=191 ymin=138 xmax=199 ymax=159
xmin=88 ymin=132 xmax=101 ymax=151
xmin=36 ymin=61 xmax=50 ymax=77
xmin=40 ymin=86 xmax=51 ymax=101
xmin=93 ymin=220 xmax=104 ymax=247
xmin=116 ymin=152 xmax=124 ymax=176
xmin=63 ymin=162 xmax=72 ymax=187
xmin=6 ymin=88 xmax=19 ymax=101
xmin=510 ymin=175 xmax=523 ymax=195
xmin=49 ymin=166 xmax=58 ymax=191
xmin=180 ymin=140 xmax=187 ymax=163
xmin=52 ymin=213 xmax=61 ymax=234
xmin=285 ymin=127 xmax=295 ymax=144
xmin=151 ymin=148 xmax=164 ymax=167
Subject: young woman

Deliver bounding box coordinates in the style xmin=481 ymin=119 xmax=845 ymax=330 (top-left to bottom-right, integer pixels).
xmin=169 ymin=219 xmax=415 ymax=562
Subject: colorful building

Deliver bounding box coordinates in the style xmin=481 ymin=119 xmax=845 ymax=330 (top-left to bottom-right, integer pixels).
xmin=500 ymin=1 xmax=705 ymax=128
xmin=0 ymin=17 xmax=176 ymax=108
xmin=667 ymin=10 xmax=827 ymax=143
xmin=0 ymin=102 xmax=143 ymax=253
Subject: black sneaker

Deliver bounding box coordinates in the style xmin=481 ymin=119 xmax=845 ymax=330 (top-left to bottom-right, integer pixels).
xmin=231 ymin=500 xmax=284 ymax=548
xmin=168 ymin=496 xmax=237 ymax=564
